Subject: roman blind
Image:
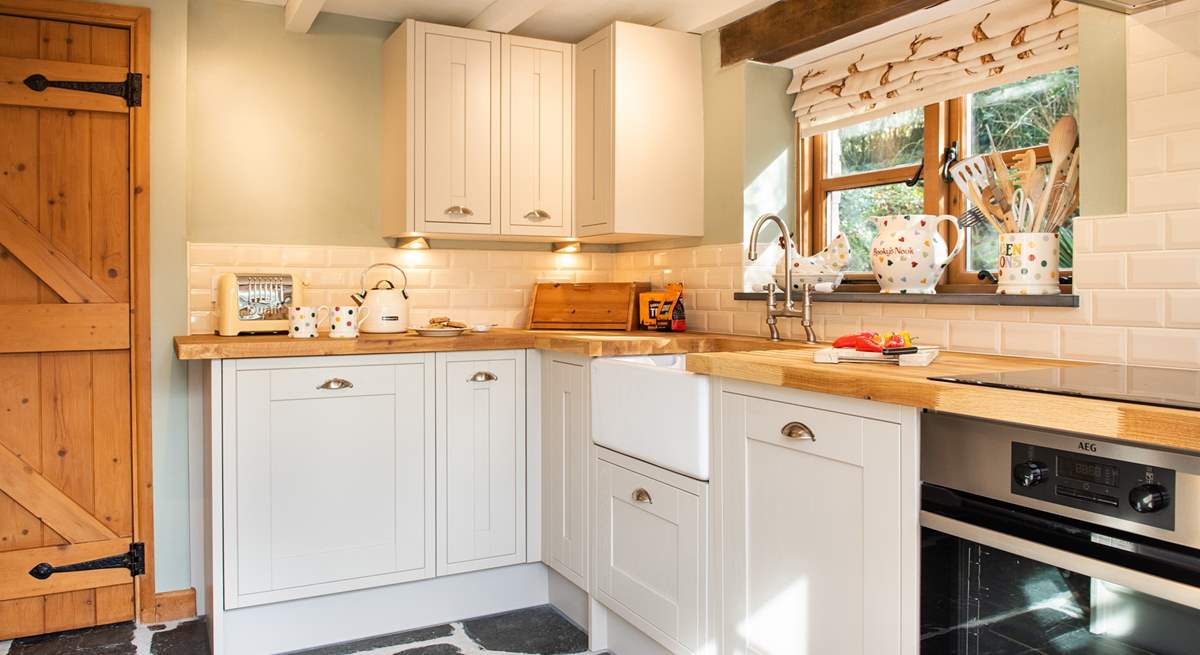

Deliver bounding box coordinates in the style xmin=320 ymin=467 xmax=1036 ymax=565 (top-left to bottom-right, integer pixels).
xmin=789 ymin=0 xmax=1078 ymax=135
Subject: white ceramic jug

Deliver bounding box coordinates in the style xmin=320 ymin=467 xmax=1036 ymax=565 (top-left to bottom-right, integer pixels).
xmin=869 ymin=214 xmax=963 ymax=294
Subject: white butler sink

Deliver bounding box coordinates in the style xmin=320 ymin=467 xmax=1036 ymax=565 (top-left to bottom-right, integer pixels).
xmin=591 ymin=354 xmax=710 ymax=480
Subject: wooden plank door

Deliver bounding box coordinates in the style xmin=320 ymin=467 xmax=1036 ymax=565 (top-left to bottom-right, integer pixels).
xmin=0 ymin=3 xmax=150 ymax=639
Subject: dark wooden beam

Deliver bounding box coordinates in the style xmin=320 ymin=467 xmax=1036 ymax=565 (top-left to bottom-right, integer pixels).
xmin=719 ymin=0 xmax=946 ymax=67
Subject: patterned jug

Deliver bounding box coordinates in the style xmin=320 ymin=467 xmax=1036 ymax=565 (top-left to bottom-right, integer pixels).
xmin=868 ymin=214 xmax=963 ymax=294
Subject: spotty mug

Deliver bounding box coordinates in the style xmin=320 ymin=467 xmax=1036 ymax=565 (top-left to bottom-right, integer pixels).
xmin=288 ymin=305 xmax=329 ymax=338
xmin=329 ymin=305 xmax=370 ymax=339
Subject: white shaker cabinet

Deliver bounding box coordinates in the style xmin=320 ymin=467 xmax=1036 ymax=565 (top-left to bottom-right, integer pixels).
xmin=502 ymin=35 xmax=573 ymax=238
xmin=575 ymin=22 xmax=703 ymax=243
xmin=221 ymin=355 xmax=436 ymax=608
xmin=383 ymin=21 xmax=501 ymax=237
xmin=718 ymin=380 xmax=920 ymax=655
xmin=593 ymin=447 xmax=708 ymax=655
xmin=436 ymin=350 xmax=527 ymax=575
xmin=541 ymin=353 xmax=590 ymax=589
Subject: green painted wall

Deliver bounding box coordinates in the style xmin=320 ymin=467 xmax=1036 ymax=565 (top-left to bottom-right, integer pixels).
xmin=188 ymin=0 xmax=395 ymax=247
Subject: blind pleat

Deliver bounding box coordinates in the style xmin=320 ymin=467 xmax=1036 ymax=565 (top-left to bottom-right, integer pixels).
xmin=789 ymin=0 xmax=1079 ymax=135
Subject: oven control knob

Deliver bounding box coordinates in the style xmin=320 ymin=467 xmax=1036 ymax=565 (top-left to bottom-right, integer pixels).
xmin=1130 ymin=484 xmax=1171 ymax=513
xmin=1013 ymin=461 xmax=1049 ymax=488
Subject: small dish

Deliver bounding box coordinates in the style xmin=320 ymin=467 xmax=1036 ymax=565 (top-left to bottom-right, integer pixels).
xmin=470 ymin=324 xmax=493 ymax=333
xmin=414 ymin=326 xmax=466 ymax=337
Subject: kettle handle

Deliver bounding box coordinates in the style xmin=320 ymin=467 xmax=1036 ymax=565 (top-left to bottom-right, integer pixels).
xmin=934 ymin=214 xmax=965 ymax=270
xmin=360 ymin=262 xmax=409 ymax=298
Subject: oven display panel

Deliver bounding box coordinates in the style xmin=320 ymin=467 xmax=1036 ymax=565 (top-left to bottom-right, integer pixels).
xmin=1057 ymin=456 xmax=1119 ymax=487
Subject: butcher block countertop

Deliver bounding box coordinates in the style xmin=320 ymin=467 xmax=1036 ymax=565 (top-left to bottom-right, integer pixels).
xmin=173 ymin=329 xmax=797 ymax=360
xmin=174 ymin=330 xmax=1200 ymax=452
xmin=686 ymin=346 xmax=1200 ymax=452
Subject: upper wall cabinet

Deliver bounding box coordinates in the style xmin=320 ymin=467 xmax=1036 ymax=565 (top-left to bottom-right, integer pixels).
xmin=382 ymin=21 xmax=573 ymax=240
xmin=502 ymin=35 xmax=573 ymax=238
xmin=382 ymin=21 xmax=501 ymax=237
xmin=576 ymin=23 xmax=703 ymax=243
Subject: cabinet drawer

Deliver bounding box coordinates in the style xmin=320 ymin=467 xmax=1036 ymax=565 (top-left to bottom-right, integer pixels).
xmin=269 ymin=365 xmax=396 ymax=401
xmin=594 ymin=450 xmax=706 ymax=654
xmin=745 ymin=396 xmax=864 ymax=467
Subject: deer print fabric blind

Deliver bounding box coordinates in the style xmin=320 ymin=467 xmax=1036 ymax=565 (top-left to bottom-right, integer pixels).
xmin=788 ymin=0 xmax=1078 ymax=135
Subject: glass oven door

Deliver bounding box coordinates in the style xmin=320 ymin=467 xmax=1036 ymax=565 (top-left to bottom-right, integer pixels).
xmin=921 ymin=483 xmax=1200 ymax=655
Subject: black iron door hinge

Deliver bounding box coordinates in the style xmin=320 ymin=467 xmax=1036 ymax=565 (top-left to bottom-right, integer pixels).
xmin=29 ymin=542 xmax=145 ymax=580
xmin=23 ymin=72 xmax=142 ymax=108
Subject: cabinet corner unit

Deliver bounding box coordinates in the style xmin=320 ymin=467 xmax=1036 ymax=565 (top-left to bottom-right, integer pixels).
xmin=575 ymin=22 xmax=703 ymax=243
xmin=382 ymin=20 xmax=573 ymax=240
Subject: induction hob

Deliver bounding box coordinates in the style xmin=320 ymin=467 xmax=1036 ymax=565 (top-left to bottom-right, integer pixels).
xmin=930 ymin=363 xmax=1200 ymax=412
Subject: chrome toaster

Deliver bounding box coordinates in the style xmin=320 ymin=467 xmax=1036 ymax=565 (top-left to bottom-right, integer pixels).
xmin=215 ymin=273 xmax=303 ymax=336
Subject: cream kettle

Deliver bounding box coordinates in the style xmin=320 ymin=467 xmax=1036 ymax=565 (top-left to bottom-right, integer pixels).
xmin=352 ymin=263 xmax=410 ymax=333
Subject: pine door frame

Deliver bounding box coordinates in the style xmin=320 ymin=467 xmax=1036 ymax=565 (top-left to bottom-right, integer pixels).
xmin=0 ymin=0 xmax=156 ymax=623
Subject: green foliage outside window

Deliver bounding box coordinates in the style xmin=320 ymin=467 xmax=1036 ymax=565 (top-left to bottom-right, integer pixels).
xmin=824 ymin=67 xmax=1079 ymax=276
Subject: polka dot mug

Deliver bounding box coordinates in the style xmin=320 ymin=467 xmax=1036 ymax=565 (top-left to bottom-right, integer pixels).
xmin=329 ymin=305 xmax=370 ymax=339
xmin=288 ymin=305 xmax=329 ymax=338
xmin=997 ymin=232 xmax=1061 ymax=296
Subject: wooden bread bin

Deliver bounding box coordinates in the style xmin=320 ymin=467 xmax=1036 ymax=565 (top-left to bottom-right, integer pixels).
xmin=527 ymin=282 xmax=650 ymax=330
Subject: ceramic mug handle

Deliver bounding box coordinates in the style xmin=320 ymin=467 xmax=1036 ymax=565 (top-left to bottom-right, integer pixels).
xmin=317 ymin=305 xmax=330 ymax=331
xmin=935 ymin=214 xmax=965 ymax=269
xmin=354 ymin=306 xmax=369 ymax=331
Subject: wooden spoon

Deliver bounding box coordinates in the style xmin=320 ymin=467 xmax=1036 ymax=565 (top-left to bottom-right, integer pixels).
xmin=1024 ymin=167 xmax=1047 ymax=233
xmin=1033 ymin=115 xmax=1078 ymax=227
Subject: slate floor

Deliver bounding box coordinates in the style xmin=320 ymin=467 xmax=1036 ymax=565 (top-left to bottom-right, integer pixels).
xmin=0 ymin=605 xmax=607 ymax=655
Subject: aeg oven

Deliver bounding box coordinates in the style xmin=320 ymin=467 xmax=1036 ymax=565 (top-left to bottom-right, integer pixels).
xmin=921 ymin=412 xmax=1200 ymax=654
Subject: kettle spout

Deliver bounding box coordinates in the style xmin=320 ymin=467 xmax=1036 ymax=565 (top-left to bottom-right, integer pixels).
xmin=350 ymin=291 xmax=366 ymax=306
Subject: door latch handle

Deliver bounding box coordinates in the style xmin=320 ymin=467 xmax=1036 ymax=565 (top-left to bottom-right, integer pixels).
xmin=317 ymin=378 xmax=353 ymax=390
xmin=29 ymin=543 xmax=144 ymax=580
xmin=468 ymin=371 xmax=498 ymax=383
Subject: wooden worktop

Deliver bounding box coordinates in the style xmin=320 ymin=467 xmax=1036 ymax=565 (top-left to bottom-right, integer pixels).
xmin=175 ymin=329 xmax=1200 ymax=452
xmin=173 ymin=329 xmax=795 ymax=360
xmin=686 ymin=347 xmax=1200 ymax=452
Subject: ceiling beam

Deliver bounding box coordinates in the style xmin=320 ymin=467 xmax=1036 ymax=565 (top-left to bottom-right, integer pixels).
xmin=656 ymin=0 xmax=777 ymax=34
xmin=284 ymin=0 xmax=326 ymax=33
xmin=719 ymin=0 xmax=945 ymax=66
xmin=467 ymin=0 xmax=555 ymax=33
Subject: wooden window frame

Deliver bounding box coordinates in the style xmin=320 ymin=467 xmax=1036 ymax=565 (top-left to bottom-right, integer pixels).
xmin=799 ymin=93 xmax=1072 ymax=293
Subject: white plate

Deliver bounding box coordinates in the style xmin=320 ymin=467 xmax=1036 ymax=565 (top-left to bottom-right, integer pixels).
xmin=415 ymin=326 xmax=466 ymax=337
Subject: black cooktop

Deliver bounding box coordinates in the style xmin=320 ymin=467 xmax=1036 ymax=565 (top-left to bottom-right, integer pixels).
xmin=930 ymin=364 xmax=1200 ymax=412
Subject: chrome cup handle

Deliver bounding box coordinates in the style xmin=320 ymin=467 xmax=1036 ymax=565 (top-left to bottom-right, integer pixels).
xmin=781 ymin=421 xmax=815 ymax=441
xmin=317 ymin=378 xmax=353 ymax=391
xmin=444 ymin=206 xmax=475 ymax=217
xmin=468 ymin=371 xmax=498 ymax=383
xmin=523 ymin=209 xmax=551 ymax=221
xmin=632 ymin=488 xmax=652 ymax=504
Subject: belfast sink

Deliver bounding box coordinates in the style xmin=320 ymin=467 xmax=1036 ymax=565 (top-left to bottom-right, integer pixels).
xmin=590 ymin=354 xmax=710 ymax=480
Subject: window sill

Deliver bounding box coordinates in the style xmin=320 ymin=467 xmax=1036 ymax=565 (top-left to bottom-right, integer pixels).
xmin=732 ymin=291 xmax=1080 ymax=307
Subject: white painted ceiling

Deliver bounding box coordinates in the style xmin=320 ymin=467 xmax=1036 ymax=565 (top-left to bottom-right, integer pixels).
xmin=246 ymin=0 xmax=775 ymax=41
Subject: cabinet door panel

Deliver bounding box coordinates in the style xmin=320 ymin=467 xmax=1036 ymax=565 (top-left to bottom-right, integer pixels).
xmin=504 ymin=37 xmax=571 ymax=236
xmin=594 ymin=454 xmax=704 ymax=653
xmin=437 ymin=352 xmax=526 ymax=575
xmin=543 ymin=357 xmax=588 ymax=588
xmin=227 ymin=360 xmax=434 ymax=607
xmin=418 ymin=26 xmax=499 ymax=233
xmin=721 ymin=390 xmax=905 ymax=655
xmin=745 ymin=439 xmax=864 ymax=655
xmin=575 ymin=31 xmax=612 ymax=235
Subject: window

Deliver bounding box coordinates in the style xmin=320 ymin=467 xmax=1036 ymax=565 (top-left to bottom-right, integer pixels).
xmin=801 ymin=67 xmax=1079 ymax=290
